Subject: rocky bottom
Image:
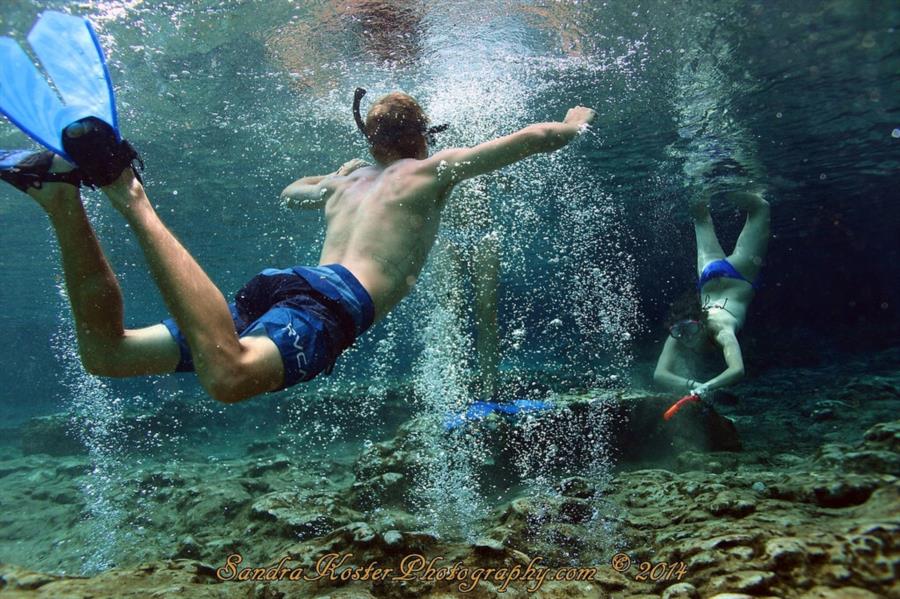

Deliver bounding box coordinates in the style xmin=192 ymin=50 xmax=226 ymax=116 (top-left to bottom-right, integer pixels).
xmin=0 ymin=351 xmax=898 ymax=598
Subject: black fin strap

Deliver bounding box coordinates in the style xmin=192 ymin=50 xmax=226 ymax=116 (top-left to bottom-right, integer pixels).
xmin=127 ymin=140 xmax=145 ymax=186
xmin=2 ymin=166 xmax=82 ymax=192
xmin=41 ymin=171 xmax=83 ymax=188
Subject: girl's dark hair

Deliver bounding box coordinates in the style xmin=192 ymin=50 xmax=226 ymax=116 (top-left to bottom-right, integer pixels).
xmin=664 ymin=289 xmax=708 ymax=330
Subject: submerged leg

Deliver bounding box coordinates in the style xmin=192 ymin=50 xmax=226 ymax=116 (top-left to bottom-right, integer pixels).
xmin=473 ymin=232 xmax=500 ymax=400
xmin=23 ymin=159 xmax=179 ymax=376
xmin=691 ymin=193 xmax=726 ymax=275
xmin=728 ymin=190 xmax=770 ymax=279
xmin=101 ymin=170 xmax=283 ymax=403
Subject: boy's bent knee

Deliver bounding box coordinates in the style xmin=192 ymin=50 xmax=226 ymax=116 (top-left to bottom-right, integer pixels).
xmin=199 ymin=363 xmax=275 ymax=404
xmin=201 ymin=374 xmax=247 ymax=404
xmin=82 ymin=355 xmax=111 ymax=376
xmin=80 ymin=350 xmax=124 ymax=377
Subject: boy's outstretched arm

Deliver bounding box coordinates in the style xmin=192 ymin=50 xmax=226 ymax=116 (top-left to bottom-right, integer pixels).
xmin=425 ymin=106 xmax=596 ymax=188
xmin=281 ymin=159 xmax=371 ymax=209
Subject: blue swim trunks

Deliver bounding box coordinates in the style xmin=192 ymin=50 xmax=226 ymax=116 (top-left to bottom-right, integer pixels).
xmin=162 ymin=264 xmax=375 ymax=390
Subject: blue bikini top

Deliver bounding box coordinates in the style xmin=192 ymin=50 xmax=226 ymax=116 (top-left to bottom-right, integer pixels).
xmin=698 ymin=259 xmax=759 ymax=290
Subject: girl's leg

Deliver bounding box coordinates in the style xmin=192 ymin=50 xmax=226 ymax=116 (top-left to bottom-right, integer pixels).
xmin=727 ymin=191 xmax=770 ymax=280
xmin=691 ymin=193 xmax=726 ymax=275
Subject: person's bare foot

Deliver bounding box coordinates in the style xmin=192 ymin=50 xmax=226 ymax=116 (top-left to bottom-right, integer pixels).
xmin=100 ymin=168 xmax=148 ymax=215
xmin=727 ymin=189 xmax=768 ymax=212
xmin=689 ymin=192 xmax=711 ymax=220
xmin=24 ymin=155 xmax=82 ymax=212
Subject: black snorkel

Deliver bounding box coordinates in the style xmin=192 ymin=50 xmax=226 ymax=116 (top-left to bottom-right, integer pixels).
xmin=353 ymin=87 xmax=449 ymax=145
xmin=353 ymin=87 xmax=369 ymax=140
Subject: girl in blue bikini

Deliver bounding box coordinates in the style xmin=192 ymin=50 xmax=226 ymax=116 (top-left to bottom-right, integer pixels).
xmin=654 ymin=190 xmax=771 ymax=399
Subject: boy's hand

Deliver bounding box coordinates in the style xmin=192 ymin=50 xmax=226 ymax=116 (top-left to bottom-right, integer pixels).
xmin=563 ymin=106 xmax=596 ymax=129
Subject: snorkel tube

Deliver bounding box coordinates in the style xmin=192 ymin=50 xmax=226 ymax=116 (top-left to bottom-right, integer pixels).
xmin=353 ymin=87 xmax=369 ymax=141
xmin=353 ymin=87 xmax=449 ymax=145
xmin=663 ymin=394 xmax=701 ymax=421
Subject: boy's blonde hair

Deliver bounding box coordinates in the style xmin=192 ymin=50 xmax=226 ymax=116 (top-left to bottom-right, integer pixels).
xmin=365 ymin=92 xmax=429 ymax=160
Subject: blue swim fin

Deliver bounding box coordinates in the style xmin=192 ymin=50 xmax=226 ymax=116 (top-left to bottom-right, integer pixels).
xmin=443 ymin=399 xmax=554 ymax=432
xmin=0 ymin=11 xmax=118 ymax=163
xmin=444 ymin=401 xmax=499 ymax=431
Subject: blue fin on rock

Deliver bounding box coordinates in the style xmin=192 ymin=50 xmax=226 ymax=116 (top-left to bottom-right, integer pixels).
xmin=443 ymin=399 xmax=553 ymax=432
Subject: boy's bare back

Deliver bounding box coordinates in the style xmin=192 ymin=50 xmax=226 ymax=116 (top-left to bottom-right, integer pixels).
xmin=292 ymin=105 xmax=597 ymax=321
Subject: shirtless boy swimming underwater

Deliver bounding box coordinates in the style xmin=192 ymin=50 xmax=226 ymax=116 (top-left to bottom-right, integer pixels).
xmin=2 ymin=88 xmax=595 ymax=403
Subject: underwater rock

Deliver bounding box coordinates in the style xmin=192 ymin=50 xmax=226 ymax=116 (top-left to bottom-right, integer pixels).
xmin=17 ymin=403 xmax=209 ymax=458
xmin=488 ymin=490 xmax=620 ymax=565
xmin=245 ymin=455 xmax=292 ymax=477
xmin=555 ymin=476 xmax=596 ymax=498
xmin=19 ymin=415 xmax=86 ymax=457
xmin=675 ymin=450 xmax=740 ymax=473
xmin=245 ymin=439 xmax=281 ymax=456
xmin=178 ymin=482 xmax=252 ymax=530
xmin=249 ymin=489 xmax=357 ymax=541
xmin=0 ymin=563 xmax=65 ymax=590
xmin=557 ymin=497 xmax=596 ymax=524
xmin=2 ymin=361 xmax=898 ymax=598
xmin=537 ymin=392 xmax=743 ymax=463
xmin=764 ymin=472 xmax=884 ymax=508
xmin=839 ymin=376 xmax=900 ymax=404
xmin=708 ymin=491 xmax=756 ymax=518
xmin=352 ymin=391 xmax=743 ymax=512
xmin=139 ymin=470 xmax=187 ymax=491
xmin=763 ymin=537 xmax=807 ymax=570
xmin=811 ymin=479 xmax=876 ymax=508
xmin=0 ymin=560 xmax=223 ymax=597
xmin=281 ymin=523 xmax=443 ymax=579
xmin=709 ymin=569 xmax=776 ymax=594
xmin=350 ymin=471 xmax=406 ymax=510
xmin=174 ymin=536 xmax=202 ymax=560
xmin=711 ymin=390 xmax=740 ymax=407
xmin=382 ymin=530 xmax=403 ymax=547
xmin=811 ymin=407 xmax=836 ymax=421
xmin=798 ymin=587 xmax=886 ymax=599
xmin=863 ymin=420 xmax=900 ymax=451
xmin=661 ymin=582 xmax=699 ymax=599
xmin=354 ymin=429 xmax=418 ymax=482
xmin=816 ymin=420 xmax=900 ymax=474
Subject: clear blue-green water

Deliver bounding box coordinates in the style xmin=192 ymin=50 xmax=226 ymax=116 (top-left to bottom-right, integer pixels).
xmin=0 ymin=0 xmax=898 ymax=586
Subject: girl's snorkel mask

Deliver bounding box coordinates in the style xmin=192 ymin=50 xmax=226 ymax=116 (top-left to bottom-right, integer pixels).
xmin=353 ymin=87 xmax=449 ymax=146
xmin=669 ymin=319 xmax=703 ymax=340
